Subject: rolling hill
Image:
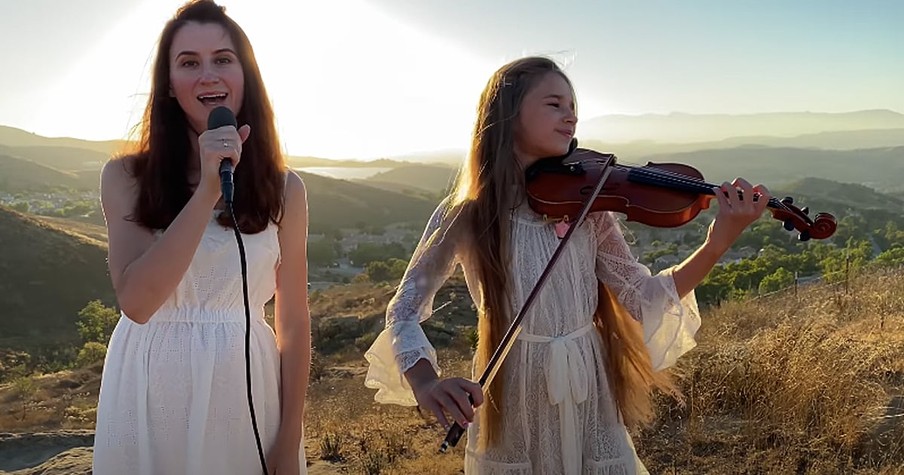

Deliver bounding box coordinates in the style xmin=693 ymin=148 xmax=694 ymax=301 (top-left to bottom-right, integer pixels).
xmin=362 ymin=164 xmax=457 ymax=194
xmin=351 ymin=145 xmax=904 ymax=198
xmin=0 ymin=154 xmax=89 ymax=191
xmin=0 ymin=170 xmax=436 ymax=349
xmin=0 ymin=144 xmax=108 ymax=172
xmin=775 ymin=177 xmax=904 ymax=211
xmin=299 ymin=171 xmax=438 ymax=233
xmin=30 ymin=216 xmax=109 ymax=245
xmin=287 ymin=155 xmax=413 ymax=169
xmin=0 ymin=126 xmax=125 ymax=156
xmin=633 ymin=145 xmax=904 ymax=193
xmin=0 ymin=205 xmax=114 ymax=350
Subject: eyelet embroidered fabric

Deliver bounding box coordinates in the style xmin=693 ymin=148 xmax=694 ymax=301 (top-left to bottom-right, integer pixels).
xmin=92 ymin=211 xmax=308 ymax=475
xmin=364 ymin=201 xmax=701 ymax=474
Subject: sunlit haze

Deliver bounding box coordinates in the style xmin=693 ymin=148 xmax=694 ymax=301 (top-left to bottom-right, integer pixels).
xmin=1 ymin=0 xmax=901 ymax=159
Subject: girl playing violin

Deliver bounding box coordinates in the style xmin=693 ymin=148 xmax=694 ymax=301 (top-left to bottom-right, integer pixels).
xmin=364 ymin=56 xmax=769 ymax=474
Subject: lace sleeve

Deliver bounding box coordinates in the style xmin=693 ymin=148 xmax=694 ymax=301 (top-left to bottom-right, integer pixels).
xmin=364 ymin=200 xmax=460 ymax=405
xmin=592 ymin=211 xmax=702 ymax=370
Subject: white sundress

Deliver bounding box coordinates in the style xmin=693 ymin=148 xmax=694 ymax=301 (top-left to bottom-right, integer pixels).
xmin=365 ymin=201 xmax=701 ymax=474
xmin=92 ymin=210 xmax=307 ymax=475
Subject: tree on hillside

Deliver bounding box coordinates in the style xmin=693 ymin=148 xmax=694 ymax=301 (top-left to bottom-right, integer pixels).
xmin=308 ymin=239 xmax=339 ymax=267
xmin=77 ymin=300 xmax=119 ymax=345
xmin=758 ymin=267 xmax=796 ymax=295
xmin=349 ymin=242 xmax=408 ymax=267
xmin=365 ymin=258 xmax=408 ymax=282
xmin=820 ymin=239 xmax=873 ymax=284
xmin=873 ymin=246 xmax=904 ymax=268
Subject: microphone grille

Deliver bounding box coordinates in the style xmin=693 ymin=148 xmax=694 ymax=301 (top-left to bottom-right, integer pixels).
xmin=207 ymin=106 xmax=237 ymax=130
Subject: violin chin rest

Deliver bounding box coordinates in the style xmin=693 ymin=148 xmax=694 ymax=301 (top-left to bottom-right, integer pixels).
xmin=566 ymin=137 xmax=579 ymax=155
xmin=525 ymin=139 xmax=580 ymax=180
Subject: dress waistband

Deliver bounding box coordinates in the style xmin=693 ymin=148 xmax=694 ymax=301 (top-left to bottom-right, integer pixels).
xmin=517 ymin=322 xmax=595 ymax=475
xmin=138 ymin=307 xmax=265 ymax=324
xmin=516 ymin=322 xmax=595 ymax=343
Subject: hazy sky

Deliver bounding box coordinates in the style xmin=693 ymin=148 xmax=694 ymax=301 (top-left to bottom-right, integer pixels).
xmin=1 ymin=0 xmax=901 ymax=159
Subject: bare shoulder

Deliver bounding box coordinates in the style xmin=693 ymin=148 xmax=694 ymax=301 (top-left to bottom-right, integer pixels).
xmin=282 ymin=169 xmax=308 ymax=219
xmin=285 ymin=169 xmax=307 ymax=202
xmin=277 ymin=171 xmax=308 ymax=269
xmin=100 ymin=155 xmax=147 ymax=230
xmin=101 ymin=155 xmax=154 ymax=289
xmin=101 ymin=155 xmax=140 ymax=203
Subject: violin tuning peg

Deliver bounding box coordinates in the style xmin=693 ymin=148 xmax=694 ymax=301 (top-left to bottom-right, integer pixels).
xmin=783 ymin=220 xmax=795 ymax=231
xmin=801 ymin=206 xmax=809 ymax=215
xmin=798 ymin=231 xmax=811 ymax=242
xmin=782 ymin=196 xmax=793 ymax=204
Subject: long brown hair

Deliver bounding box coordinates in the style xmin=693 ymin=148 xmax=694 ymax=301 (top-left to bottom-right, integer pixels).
xmin=595 ymin=283 xmax=683 ymax=429
xmin=120 ymin=0 xmax=285 ymax=233
xmin=447 ymin=56 xmax=680 ymax=449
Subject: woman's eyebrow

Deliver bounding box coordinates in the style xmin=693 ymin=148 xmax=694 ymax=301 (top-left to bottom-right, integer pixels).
xmin=174 ymin=48 xmax=238 ymax=58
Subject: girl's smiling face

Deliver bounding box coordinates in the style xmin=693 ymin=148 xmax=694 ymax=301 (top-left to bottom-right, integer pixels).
xmin=513 ymin=72 xmax=577 ymax=167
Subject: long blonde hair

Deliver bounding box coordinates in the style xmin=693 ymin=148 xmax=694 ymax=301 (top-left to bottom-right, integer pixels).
xmin=445 ymin=56 xmax=681 ymax=449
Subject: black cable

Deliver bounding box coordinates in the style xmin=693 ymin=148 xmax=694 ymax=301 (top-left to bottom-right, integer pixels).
xmin=228 ymin=202 xmax=269 ymax=474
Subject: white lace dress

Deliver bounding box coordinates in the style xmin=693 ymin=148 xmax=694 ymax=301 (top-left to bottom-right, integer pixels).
xmin=364 ymin=202 xmax=701 ymax=474
xmin=92 ymin=211 xmax=307 ymax=475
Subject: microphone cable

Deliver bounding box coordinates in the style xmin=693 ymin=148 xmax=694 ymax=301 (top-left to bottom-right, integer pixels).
xmin=209 ymin=105 xmax=267 ymax=474
xmin=228 ymin=201 xmax=269 ymax=475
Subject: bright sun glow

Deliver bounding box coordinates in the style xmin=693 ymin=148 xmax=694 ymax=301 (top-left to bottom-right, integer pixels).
xmin=35 ymin=0 xmax=500 ymax=160
xmin=229 ymin=0 xmax=499 ymax=160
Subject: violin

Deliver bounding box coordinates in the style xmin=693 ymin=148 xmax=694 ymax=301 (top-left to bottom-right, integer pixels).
xmin=525 ymin=147 xmax=837 ymax=241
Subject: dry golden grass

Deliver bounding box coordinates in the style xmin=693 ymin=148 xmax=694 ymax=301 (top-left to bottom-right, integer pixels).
xmin=0 ymin=361 xmax=101 ymax=433
xmin=4 ymin=268 xmax=904 ymax=474
xmin=303 ymin=349 xmax=474 ymax=474
xmin=632 ymin=267 xmax=904 ymax=474
xmin=301 ymin=267 xmax=904 ymax=474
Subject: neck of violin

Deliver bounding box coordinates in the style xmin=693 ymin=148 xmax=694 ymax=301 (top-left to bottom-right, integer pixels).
xmin=627 ymin=166 xmax=782 ymax=207
xmin=708 ymin=186 xmax=783 ymax=209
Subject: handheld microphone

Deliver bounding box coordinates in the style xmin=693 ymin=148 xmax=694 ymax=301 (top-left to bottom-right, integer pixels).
xmin=206 ymin=106 xmax=267 ymax=473
xmin=207 ymin=106 xmax=238 ymax=204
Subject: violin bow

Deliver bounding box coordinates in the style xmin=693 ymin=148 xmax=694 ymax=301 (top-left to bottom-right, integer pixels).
xmin=439 ymin=153 xmax=615 ymax=452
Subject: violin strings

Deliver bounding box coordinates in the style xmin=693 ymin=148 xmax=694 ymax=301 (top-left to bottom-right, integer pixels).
xmin=625 ymin=166 xmax=808 ymax=222
xmin=574 ymin=159 xmax=806 ymax=221
xmin=626 ymin=166 xmax=790 ymax=210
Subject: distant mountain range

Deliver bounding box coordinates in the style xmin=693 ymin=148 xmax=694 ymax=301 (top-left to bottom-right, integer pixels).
xmin=579 ymin=127 xmax=904 ymax=162
xmin=4 ymin=109 xmax=902 ymax=165
xmin=395 ymin=110 xmax=904 ymax=164
xmin=577 ymin=109 xmax=904 ymax=144
xmin=636 ymin=145 xmax=904 ymax=193
xmin=2 ymin=109 xmax=902 ymax=194
xmin=0 ymin=126 xmax=125 ymax=156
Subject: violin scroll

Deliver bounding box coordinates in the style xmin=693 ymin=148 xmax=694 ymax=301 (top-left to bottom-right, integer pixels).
xmin=770 ymin=196 xmax=837 ymax=242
